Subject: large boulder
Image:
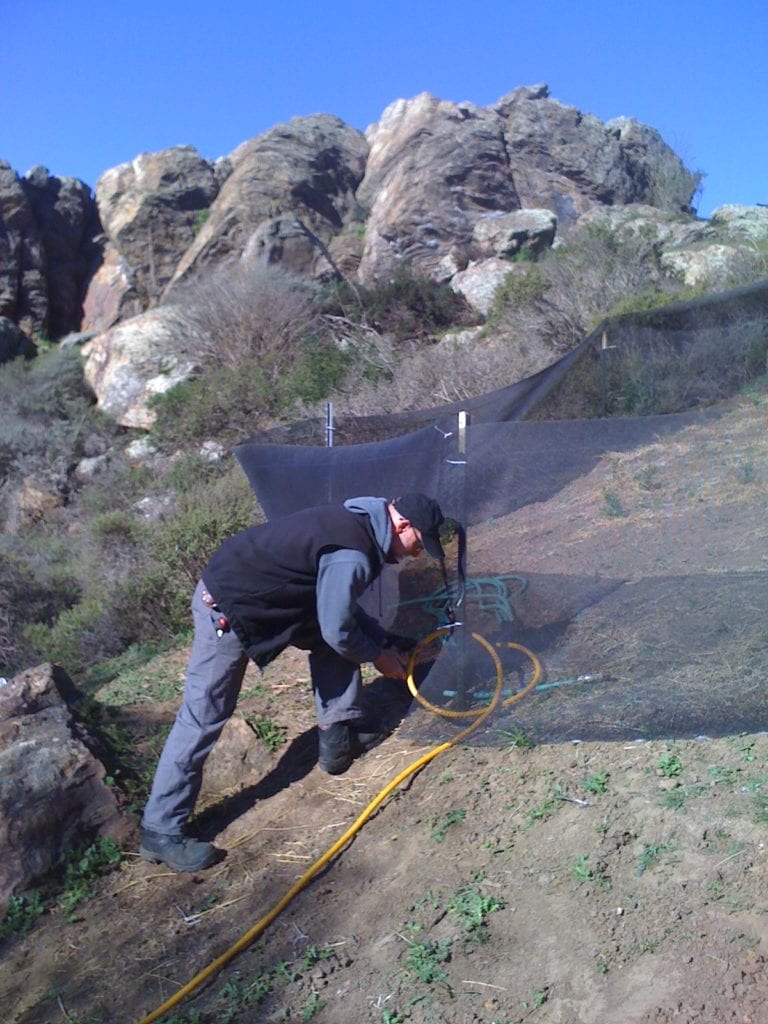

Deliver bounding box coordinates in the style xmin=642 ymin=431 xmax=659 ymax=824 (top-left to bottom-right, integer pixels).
xmin=20 ymin=166 xmax=101 ymax=338
xmin=357 ymin=93 xmax=520 ymax=282
xmin=450 ymin=257 xmax=514 ymax=315
xmin=0 ymin=162 xmax=99 ymax=339
xmin=355 ymin=85 xmax=698 ymax=284
xmin=472 ymin=208 xmax=557 ymax=259
xmin=87 ymin=146 xmax=221 ymax=319
xmin=660 ymin=243 xmax=748 ymax=289
xmin=0 ymin=665 xmax=125 ymax=910
xmin=169 ymin=115 xmax=369 ymax=287
xmin=494 ymin=85 xmax=698 ymax=225
xmin=82 ymin=305 xmax=203 ymax=428
xmin=710 ymin=204 xmax=768 ymax=243
xmin=0 ymin=162 xmax=48 ymax=335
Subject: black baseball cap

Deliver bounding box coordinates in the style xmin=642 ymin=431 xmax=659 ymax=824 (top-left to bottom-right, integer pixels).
xmin=393 ymin=493 xmax=445 ymax=559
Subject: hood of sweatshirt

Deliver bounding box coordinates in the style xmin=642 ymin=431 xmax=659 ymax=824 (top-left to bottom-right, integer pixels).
xmin=344 ymin=496 xmax=392 ymax=558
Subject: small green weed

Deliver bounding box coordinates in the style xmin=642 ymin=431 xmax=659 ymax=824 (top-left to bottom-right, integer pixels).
xmin=381 ymin=1011 xmax=406 ymax=1024
xmin=602 ymin=489 xmax=628 ymax=518
xmin=446 ymin=877 xmax=504 ymax=942
xmin=739 ymin=740 xmax=757 ymax=763
xmin=402 ymin=936 xmax=452 ymax=983
xmin=636 ymin=842 xmax=671 ymax=875
xmin=244 ymin=713 xmax=288 ymax=752
xmin=300 ymin=992 xmax=326 ymax=1021
xmin=157 ymin=1010 xmax=201 ymax=1024
xmin=521 ymin=986 xmax=550 ymax=1010
xmin=219 ymin=972 xmax=272 ymax=1023
xmin=430 ymin=809 xmax=466 ymax=843
xmin=301 ymin=944 xmax=334 ymax=969
xmin=0 ymin=891 xmax=45 ymax=937
xmin=569 ymin=854 xmax=609 ymax=889
xmin=660 ymin=787 xmax=688 ymax=810
xmin=59 ymin=837 xmax=123 ymax=917
xmin=500 ymin=726 xmax=535 ymax=749
xmin=657 ymin=752 xmax=683 ymax=778
xmin=569 ymin=854 xmax=594 ymax=884
xmin=524 ymin=792 xmax=559 ymax=828
xmin=583 ymin=771 xmax=609 ymax=795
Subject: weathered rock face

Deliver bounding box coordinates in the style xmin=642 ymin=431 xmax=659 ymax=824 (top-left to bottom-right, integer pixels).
xmin=21 ymin=167 xmax=101 ymax=339
xmin=169 ymin=115 xmax=369 ymax=287
xmin=81 ymin=243 xmax=138 ymax=334
xmin=661 ymin=244 xmax=747 ymax=289
xmin=451 ymin=257 xmax=516 ymax=315
xmin=86 ymin=146 xmax=221 ymax=325
xmin=472 ymin=208 xmax=557 ymax=259
xmin=711 ymin=204 xmax=768 ymax=243
xmin=82 ymin=305 xmax=204 ymax=428
xmin=0 ymin=84 xmax=728 ymax=349
xmin=494 ymin=86 xmax=698 ymax=222
xmin=0 ymin=665 xmax=125 ymax=909
xmin=357 ymin=93 xmax=520 ymax=282
xmin=578 ymin=203 xmax=765 ymax=290
xmin=355 ymin=85 xmax=698 ymax=283
xmin=0 ymin=162 xmax=99 ymax=339
xmin=0 ymin=162 xmax=48 ymax=335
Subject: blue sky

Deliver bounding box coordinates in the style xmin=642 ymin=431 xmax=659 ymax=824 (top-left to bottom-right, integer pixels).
xmin=3 ymin=0 xmax=766 ymax=218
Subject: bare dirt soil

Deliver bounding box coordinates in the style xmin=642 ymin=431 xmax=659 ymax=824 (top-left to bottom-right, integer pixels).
xmin=3 ymin=391 xmax=768 ymax=1024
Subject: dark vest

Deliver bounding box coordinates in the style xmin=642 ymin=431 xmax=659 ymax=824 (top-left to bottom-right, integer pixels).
xmin=202 ymin=503 xmax=383 ymax=666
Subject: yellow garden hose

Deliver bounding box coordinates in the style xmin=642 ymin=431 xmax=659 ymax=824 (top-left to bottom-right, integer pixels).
xmin=135 ymin=631 xmax=541 ymax=1024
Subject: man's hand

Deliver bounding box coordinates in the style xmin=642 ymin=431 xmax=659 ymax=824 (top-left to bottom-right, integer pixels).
xmin=373 ymin=650 xmax=411 ymax=681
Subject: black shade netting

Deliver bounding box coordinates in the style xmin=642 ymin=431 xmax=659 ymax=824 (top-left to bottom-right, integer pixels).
xmin=232 ymin=278 xmax=768 ymax=747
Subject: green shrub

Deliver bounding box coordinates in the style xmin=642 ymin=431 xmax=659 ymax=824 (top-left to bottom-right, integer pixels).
xmin=609 ymin=322 xmax=768 ymax=416
xmin=23 ymin=593 xmax=123 ymax=678
xmin=288 ymin=335 xmax=353 ymax=403
xmin=123 ymin=464 xmax=257 ymax=636
xmin=323 ymin=265 xmax=479 ymax=342
xmin=149 ymin=360 xmax=280 ymax=447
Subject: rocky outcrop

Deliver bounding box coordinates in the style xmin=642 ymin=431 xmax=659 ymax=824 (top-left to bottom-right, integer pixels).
xmin=578 ymin=203 xmax=766 ymax=291
xmin=660 ymin=244 xmax=748 ymax=289
xmin=357 ymin=93 xmax=520 ymax=282
xmin=451 ymin=257 xmax=516 ymax=315
xmin=711 ymin=204 xmax=768 ymax=243
xmin=168 ymin=115 xmax=369 ymax=287
xmin=354 ymin=86 xmax=698 ymax=283
xmin=84 ymin=146 xmax=221 ymax=329
xmin=0 ymin=664 xmax=124 ymax=909
xmin=472 ymin=208 xmax=557 ymax=259
xmin=0 ymin=83 xmax=746 ymax=352
xmin=495 ymin=86 xmax=697 ymax=222
xmin=0 ymin=162 xmax=48 ymax=335
xmin=0 ymin=162 xmax=98 ymax=339
xmin=82 ymin=305 xmax=204 ymax=428
xmin=21 ymin=167 xmax=101 ymax=338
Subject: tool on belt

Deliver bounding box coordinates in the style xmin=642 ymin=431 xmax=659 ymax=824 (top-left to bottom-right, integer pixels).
xmin=201 ymin=583 xmax=230 ymax=637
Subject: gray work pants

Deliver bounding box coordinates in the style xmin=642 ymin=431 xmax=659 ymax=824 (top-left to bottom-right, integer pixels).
xmin=141 ymin=580 xmax=365 ymax=835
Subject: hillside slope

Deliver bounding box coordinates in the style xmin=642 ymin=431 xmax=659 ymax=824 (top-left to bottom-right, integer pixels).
xmin=2 ymin=387 xmax=768 ymax=1024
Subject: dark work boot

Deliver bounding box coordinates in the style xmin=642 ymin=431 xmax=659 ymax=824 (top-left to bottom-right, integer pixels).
xmin=318 ymin=722 xmax=355 ymax=775
xmin=318 ymin=720 xmax=388 ymax=775
xmin=139 ymin=829 xmax=221 ymax=872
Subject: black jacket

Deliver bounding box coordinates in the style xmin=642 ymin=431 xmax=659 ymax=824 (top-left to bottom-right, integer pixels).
xmin=202 ymin=500 xmax=389 ymax=667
